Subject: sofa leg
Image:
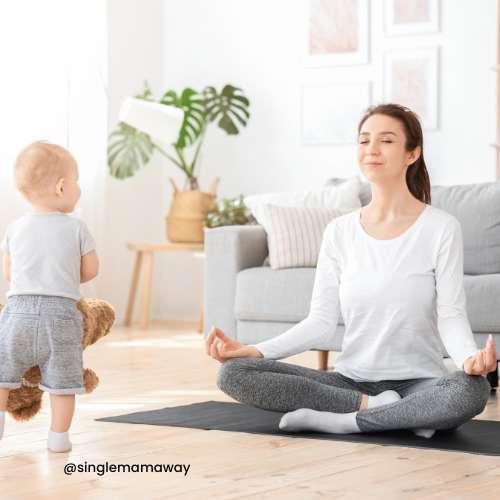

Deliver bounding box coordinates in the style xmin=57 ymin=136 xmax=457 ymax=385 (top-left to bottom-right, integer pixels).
xmin=487 ymin=362 xmax=499 ymax=390
xmin=318 ymin=351 xmax=329 ymax=371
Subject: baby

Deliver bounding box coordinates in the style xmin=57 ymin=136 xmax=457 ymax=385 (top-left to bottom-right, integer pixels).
xmin=0 ymin=141 xmax=99 ymax=452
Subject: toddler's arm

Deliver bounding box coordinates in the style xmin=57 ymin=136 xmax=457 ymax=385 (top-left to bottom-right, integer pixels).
xmin=81 ymin=250 xmax=99 ymax=283
xmin=2 ymin=254 xmax=10 ymax=282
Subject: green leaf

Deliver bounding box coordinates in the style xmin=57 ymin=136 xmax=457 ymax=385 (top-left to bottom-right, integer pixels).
xmin=160 ymin=88 xmax=206 ymax=148
xmin=107 ymin=122 xmax=155 ymax=179
xmin=203 ymin=84 xmax=251 ymax=135
xmin=135 ymin=81 xmax=155 ymax=101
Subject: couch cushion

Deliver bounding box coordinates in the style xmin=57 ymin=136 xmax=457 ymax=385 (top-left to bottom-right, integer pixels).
xmin=432 ymin=182 xmax=500 ymax=275
xmin=244 ymin=176 xmax=362 ymax=226
xmin=325 ymin=176 xmax=372 ymax=206
xmin=235 ymin=267 xmax=500 ymax=333
xmin=261 ymin=205 xmax=347 ymax=269
xmin=235 ymin=266 xmax=345 ymax=324
xmin=463 ymin=274 xmax=500 ymax=332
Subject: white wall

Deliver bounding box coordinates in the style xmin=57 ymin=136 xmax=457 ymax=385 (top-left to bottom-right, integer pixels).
xmin=107 ymin=0 xmax=498 ymax=323
xmin=161 ymin=0 xmax=497 ymax=196
xmin=102 ymin=0 xmax=168 ymax=322
xmin=144 ymin=0 xmax=498 ymax=323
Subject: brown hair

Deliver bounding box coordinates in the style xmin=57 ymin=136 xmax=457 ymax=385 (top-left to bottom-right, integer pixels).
xmin=357 ymin=103 xmax=431 ymax=204
xmin=14 ymin=141 xmax=72 ymax=199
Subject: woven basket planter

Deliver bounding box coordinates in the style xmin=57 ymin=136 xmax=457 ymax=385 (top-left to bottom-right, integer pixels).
xmin=165 ymin=177 xmax=219 ymax=243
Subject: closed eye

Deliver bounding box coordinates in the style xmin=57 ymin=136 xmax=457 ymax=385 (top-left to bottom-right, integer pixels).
xmin=359 ymin=140 xmax=393 ymax=144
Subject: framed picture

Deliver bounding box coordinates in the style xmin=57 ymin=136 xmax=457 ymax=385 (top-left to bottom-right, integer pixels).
xmin=301 ymin=82 xmax=372 ymax=144
xmin=385 ymin=0 xmax=440 ymax=36
xmin=383 ymin=47 xmax=440 ymax=130
xmin=305 ymin=0 xmax=370 ymax=67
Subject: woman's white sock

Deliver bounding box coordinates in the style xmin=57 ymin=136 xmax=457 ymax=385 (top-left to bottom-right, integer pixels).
xmin=413 ymin=428 xmax=436 ymax=439
xmin=279 ymin=408 xmax=361 ymax=434
xmin=277 ymin=390 xmax=401 ymax=435
xmin=47 ymin=430 xmax=72 ymax=452
xmin=0 ymin=411 xmax=5 ymax=440
xmin=278 ymin=390 xmax=437 ymax=438
xmin=367 ymin=390 xmax=401 ymax=408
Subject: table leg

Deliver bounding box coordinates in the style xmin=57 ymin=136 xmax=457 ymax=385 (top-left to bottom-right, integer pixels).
xmin=124 ymin=251 xmax=143 ymax=326
xmin=198 ymin=307 xmax=204 ymax=334
xmin=139 ymin=251 xmax=154 ymax=329
xmin=318 ymin=351 xmax=329 ymax=371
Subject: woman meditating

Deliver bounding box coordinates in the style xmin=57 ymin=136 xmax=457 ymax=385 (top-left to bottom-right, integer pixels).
xmin=205 ymin=103 xmax=496 ymax=438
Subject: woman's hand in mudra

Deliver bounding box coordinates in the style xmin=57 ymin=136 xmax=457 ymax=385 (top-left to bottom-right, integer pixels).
xmin=205 ymin=326 xmax=263 ymax=363
xmin=463 ymin=334 xmax=497 ymax=376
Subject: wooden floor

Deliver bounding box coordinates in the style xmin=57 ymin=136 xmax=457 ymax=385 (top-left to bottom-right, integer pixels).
xmin=1 ymin=321 xmax=500 ymax=500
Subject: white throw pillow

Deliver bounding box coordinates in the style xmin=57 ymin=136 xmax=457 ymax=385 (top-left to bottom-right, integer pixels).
xmin=244 ymin=175 xmax=362 ymax=226
xmin=261 ymin=204 xmax=349 ymax=269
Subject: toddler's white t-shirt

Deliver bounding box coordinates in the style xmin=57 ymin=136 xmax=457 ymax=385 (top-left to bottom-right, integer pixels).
xmin=250 ymin=204 xmax=479 ymax=381
xmin=1 ymin=211 xmax=96 ymax=301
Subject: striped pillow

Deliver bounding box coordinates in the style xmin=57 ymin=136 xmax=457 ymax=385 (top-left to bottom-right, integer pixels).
xmin=262 ymin=204 xmax=345 ymax=269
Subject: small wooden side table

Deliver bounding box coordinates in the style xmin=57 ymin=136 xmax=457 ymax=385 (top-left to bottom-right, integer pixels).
xmin=124 ymin=241 xmax=205 ymax=330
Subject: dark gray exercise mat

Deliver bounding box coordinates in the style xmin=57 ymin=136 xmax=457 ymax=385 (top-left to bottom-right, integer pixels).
xmin=96 ymin=400 xmax=500 ymax=456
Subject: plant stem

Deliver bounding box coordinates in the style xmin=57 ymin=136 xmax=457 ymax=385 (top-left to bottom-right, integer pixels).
xmin=176 ymin=146 xmax=189 ymax=171
xmin=154 ymin=144 xmax=190 ymax=176
xmin=175 ymin=147 xmax=198 ymax=187
xmin=154 ymin=144 xmax=182 ymax=167
xmin=191 ymin=124 xmax=207 ymax=178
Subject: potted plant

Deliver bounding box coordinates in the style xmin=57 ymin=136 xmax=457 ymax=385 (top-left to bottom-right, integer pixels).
xmin=107 ymin=82 xmax=251 ymax=243
xmin=204 ymin=194 xmax=256 ymax=229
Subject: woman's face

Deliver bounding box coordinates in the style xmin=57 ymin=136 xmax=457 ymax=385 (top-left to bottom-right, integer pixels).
xmin=357 ymin=113 xmax=420 ymax=183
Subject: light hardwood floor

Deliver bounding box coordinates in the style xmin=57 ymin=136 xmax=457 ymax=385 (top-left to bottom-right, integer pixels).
xmin=1 ymin=321 xmax=499 ymax=500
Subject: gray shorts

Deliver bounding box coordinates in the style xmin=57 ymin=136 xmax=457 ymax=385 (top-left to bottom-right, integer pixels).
xmin=0 ymin=295 xmax=85 ymax=395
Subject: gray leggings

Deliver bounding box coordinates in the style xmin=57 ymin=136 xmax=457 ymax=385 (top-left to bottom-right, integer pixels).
xmin=216 ymin=358 xmax=491 ymax=433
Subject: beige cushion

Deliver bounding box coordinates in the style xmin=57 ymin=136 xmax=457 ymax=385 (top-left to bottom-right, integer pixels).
xmin=261 ymin=204 xmax=347 ymax=270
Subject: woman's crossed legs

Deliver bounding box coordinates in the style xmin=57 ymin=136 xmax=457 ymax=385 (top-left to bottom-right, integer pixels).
xmin=216 ymin=357 xmax=491 ymax=436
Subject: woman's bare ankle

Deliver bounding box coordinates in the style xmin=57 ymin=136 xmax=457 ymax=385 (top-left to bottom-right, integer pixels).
xmin=359 ymin=394 xmax=369 ymax=411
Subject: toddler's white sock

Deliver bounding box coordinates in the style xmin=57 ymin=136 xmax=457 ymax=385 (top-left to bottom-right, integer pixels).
xmin=279 ymin=408 xmax=361 ymax=434
xmin=0 ymin=411 xmax=5 ymax=440
xmin=47 ymin=430 xmax=72 ymax=453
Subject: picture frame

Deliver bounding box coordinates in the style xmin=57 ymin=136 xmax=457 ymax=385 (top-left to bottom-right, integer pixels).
xmin=305 ymin=0 xmax=370 ymax=67
xmin=301 ymin=82 xmax=372 ymax=145
xmin=382 ymin=47 xmax=440 ymax=130
xmin=384 ymin=0 xmax=440 ymax=37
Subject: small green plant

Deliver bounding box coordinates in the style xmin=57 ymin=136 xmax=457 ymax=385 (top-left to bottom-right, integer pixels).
xmin=204 ymin=195 xmax=256 ymax=228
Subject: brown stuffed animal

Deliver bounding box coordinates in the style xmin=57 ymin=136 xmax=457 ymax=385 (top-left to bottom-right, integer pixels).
xmin=0 ymin=298 xmax=115 ymax=421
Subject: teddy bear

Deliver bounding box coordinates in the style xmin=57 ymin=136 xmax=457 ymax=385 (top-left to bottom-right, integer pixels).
xmin=0 ymin=298 xmax=115 ymax=421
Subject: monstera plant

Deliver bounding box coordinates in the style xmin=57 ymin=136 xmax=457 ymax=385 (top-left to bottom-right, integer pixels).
xmin=107 ymin=82 xmax=251 ymax=243
xmin=107 ymin=82 xmax=251 ymax=190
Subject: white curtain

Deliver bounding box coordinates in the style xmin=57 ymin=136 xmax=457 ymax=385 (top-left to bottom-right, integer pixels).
xmin=0 ymin=0 xmax=108 ymax=300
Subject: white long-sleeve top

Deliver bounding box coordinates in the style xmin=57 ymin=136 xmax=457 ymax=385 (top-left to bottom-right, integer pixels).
xmin=250 ymin=204 xmax=479 ymax=381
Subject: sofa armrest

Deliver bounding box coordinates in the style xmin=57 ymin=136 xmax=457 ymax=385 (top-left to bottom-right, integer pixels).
xmin=204 ymin=225 xmax=268 ymax=340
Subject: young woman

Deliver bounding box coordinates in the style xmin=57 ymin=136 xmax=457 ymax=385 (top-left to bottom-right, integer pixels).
xmin=205 ymin=103 xmax=496 ymax=438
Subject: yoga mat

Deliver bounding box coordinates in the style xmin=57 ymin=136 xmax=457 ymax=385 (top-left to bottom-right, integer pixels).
xmin=96 ymin=400 xmax=500 ymax=457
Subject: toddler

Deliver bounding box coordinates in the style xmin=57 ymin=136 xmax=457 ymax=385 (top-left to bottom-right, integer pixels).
xmin=0 ymin=141 xmax=99 ymax=452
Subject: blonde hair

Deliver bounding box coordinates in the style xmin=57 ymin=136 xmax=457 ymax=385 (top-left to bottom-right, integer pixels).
xmin=14 ymin=141 xmax=73 ymax=199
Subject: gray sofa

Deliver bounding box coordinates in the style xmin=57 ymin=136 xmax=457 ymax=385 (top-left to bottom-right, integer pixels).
xmin=204 ymin=179 xmax=500 ymax=386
